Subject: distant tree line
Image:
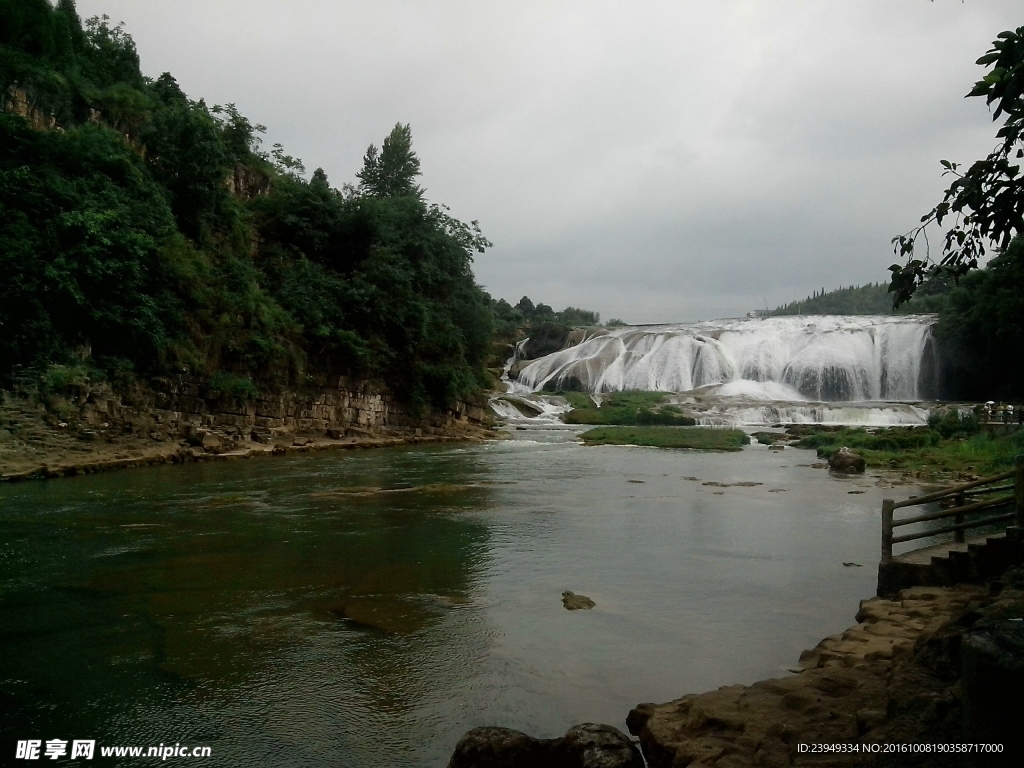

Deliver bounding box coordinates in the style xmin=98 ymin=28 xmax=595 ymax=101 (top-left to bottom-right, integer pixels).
xmin=490 ymin=296 xmax=611 ymax=341
xmin=769 ymin=283 xmax=896 ymax=316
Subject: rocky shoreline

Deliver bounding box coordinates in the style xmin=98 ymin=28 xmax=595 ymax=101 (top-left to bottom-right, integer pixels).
xmin=0 ymin=426 xmax=497 ymax=483
xmin=449 ymin=574 xmax=1024 ymax=767
xmin=0 ymin=375 xmax=497 ymax=483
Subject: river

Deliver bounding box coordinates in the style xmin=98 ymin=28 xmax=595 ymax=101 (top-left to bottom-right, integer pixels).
xmin=0 ymin=428 xmax=904 ymax=766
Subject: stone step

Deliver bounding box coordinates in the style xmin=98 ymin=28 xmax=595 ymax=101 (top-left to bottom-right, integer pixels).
xmin=877 ymin=527 xmax=1024 ymax=596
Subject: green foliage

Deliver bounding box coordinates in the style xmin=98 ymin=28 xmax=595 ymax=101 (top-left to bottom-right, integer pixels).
xmin=770 ymin=283 xmax=897 ymax=316
xmin=0 ymin=112 xmax=180 ymax=374
xmin=928 ymin=409 xmax=982 ymax=439
xmin=784 ymin=423 xmax=1024 ymax=478
xmin=581 ymin=426 xmax=749 ymax=451
xmin=0 ymin=1 xmax=495 ymax=409
xmin=933 ymin=235 xmax=1024 ymax=398
xmin=562 ymin=391 xmax=696 ymax=426
xmin=356 ymin=122 xmax=423 ymax=199
xmin=490 ymin=294 xmax=605 ymax=354
xmin=206 ymin=371 xmax=257 ymax=403
xmin=794 ymin=426 xmax=942 ymax=454
xmin=512 ymin=296 xmax=600 ymax=327
xmin=39 ymin=362 xmax=91 ymax=395
xmin=252 ymin=166 xmax=494 ymax=407
xmin=891 ymin=26 xmax=1024 ymax=306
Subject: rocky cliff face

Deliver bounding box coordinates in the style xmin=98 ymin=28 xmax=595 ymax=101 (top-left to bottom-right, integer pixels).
xmin=0 ymin=374 xmax=492 ymax=481
xmin=55 ymin=374 xmax=488 ymax=445
xmin=2 ymin=86 xmax=59 ymax=131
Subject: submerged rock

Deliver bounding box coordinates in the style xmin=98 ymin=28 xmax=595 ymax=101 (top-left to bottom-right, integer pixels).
xmin=447 ymin=723 xmax=643 ymax=768
xmin=828 ymin=446 xmax=866 ymax=473
xmin=562 ymin=591 xmax=596 ymax=610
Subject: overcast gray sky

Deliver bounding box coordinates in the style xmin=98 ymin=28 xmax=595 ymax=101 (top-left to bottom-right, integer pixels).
xmin=76 ymin=0 xmax=1022 ymax=323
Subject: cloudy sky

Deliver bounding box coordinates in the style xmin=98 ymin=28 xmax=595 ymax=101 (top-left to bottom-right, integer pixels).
xmin=76 ymin=0 xmax=1022 ymax=323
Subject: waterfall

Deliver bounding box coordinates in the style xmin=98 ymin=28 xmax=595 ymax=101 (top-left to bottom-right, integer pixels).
xmin=513 ymin=315 xmax=937 ymax=402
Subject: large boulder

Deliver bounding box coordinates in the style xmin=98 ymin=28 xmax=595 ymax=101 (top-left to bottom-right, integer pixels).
xmin=562 ymin=591 xmax=596 ymax=610
xmin=828 ymin=446 xmax=865 ymax=473
xmin=446 ymin=727 xmax=543 ymax=768
xmin=558 ymin=724 xmax=645 ymax=768
xmin=447 ymin=723 xmax=643 ymax=768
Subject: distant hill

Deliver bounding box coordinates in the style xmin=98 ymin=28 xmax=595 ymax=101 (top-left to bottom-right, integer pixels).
xmin=769 ymin=283 xmax=895 ymax=316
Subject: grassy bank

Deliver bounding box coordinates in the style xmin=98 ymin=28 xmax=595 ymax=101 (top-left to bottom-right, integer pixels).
xmin=559 ymin=391 xmax=696 ymax=426
xmin=785 ymin=417 xmax=1024 ymax=478
xmin=580 ymin=426 xmax=749 ymax=451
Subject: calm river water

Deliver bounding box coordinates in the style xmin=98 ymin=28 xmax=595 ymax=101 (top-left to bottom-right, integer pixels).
xmin=0 ymin=429 xmax=907 ymax=766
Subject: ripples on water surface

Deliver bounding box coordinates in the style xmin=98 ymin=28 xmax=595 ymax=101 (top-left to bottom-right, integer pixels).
xmin=0 ymin=430 xmax=905 ymax=766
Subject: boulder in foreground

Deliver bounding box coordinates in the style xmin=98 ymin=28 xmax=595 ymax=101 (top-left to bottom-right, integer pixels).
xmin=447 ymin=723 xmax=643 ymax=768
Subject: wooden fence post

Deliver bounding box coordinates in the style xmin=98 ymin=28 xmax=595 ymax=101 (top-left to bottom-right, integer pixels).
xmin=954 ymin=490 xmax=966 ymax=543
xmin=1015 ymin=455 xmax=1024 ymax=527
xmin=882 ymin=499 xmax=894 ymax=562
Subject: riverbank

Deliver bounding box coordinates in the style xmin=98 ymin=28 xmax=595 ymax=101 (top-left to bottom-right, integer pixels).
xmin=0 ymin=425 xmax=496 ymax=482
xmin=0 ymin=377 xmax=497 ymax=482
xmin=627 ymin=572 xmax=1024 ymax=767
xmin=449 ymin=574 xmax=1023 ymax=766
xmin=768 ymin=421 xmax=1024 ymax=482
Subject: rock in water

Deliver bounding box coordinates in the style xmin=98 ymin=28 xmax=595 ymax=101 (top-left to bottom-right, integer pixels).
xmin=828 ymin=446 xmax=866 ymax=473
xmin=446 ymin=727 xmax=545 ymax=767
xmin=447 ymin=723 xmax=643 ymax=768
xmin=562 ymin=591 xmax=596 ymax=610
xmin=559 ymin=723 xmax=644 ymax=767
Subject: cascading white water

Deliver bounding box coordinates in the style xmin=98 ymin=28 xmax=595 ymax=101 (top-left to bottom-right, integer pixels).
xmin=513 ymin=315 xmax=938 ymax=402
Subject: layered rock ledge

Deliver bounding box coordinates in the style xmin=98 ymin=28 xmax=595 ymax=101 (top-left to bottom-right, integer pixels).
xmin=0 ymin=375 xmax=496 ymax=482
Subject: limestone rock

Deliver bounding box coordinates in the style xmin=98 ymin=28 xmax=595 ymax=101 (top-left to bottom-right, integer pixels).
xmin=562 ymin=591 xmax=596 ymax=610
xmin=828 ymin=446 xmax=865 ymax=473
xmin=446 ymin=727 xmax=545 ymax=768
xmin=447 ymin=724 xmax=642 ymax=768
xmin=558 ymin=723 xmax=644 ymax=768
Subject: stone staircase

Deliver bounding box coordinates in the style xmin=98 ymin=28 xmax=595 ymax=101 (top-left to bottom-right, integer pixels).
xmin=877 ymin=526 xmax=1024 ymax=597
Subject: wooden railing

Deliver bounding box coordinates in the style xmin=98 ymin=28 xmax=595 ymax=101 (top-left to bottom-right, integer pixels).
xmin=881 ymin=455 xmax=1024 ymax=562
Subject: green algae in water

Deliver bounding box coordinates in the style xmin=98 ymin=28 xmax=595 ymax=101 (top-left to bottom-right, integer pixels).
xmin=581 ymin=426 xmax=750 ymax=450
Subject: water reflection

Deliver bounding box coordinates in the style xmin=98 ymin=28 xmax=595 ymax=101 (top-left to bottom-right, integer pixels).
xmin=1 ymin=447 xmax=494 ymax=766
xmin=1 ymin=437 xmax=903 ymax=767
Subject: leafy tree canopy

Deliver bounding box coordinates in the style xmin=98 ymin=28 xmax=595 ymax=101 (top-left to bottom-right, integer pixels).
xmin=0 ymin=0 xmax=495 ymax=410
xmin=356 ymin=122 xmax=424 ymax=199
xmin=891 ymin=26 xmax=1024 ymax=307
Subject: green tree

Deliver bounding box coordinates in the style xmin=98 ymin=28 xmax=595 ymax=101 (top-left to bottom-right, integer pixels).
xmin=356 ymin=122 xmax=424 ymax=199
xmin=891 ymin=26 xmax=1024 ymax=306
xmin=933 ymin=235 xmax=1024 ymax=399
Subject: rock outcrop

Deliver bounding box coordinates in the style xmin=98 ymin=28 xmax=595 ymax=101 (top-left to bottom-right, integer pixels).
xmin=447 ymin=723 xmax=643 ymax=768
xmin=562 ymin=591 xmax=596 ymax=610
xmin=828 ymin=446 xmax=866 ymax=473
xmin=1 ymin=374 xmax=493 ymax=481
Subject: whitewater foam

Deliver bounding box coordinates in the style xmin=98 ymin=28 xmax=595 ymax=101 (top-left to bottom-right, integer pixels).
xmin=513 ymin=315 xmax=938 ymax=402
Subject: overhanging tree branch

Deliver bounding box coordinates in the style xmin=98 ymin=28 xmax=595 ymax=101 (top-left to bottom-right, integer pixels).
xmin=890 ymin=26 xmax=1024 ymax=307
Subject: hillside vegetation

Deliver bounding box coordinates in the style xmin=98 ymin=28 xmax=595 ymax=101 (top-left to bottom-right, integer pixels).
xmin=769 ymin=283 xmax=895 ymax=316
xmin=1 ymin=0 xmax=492 ymax=410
